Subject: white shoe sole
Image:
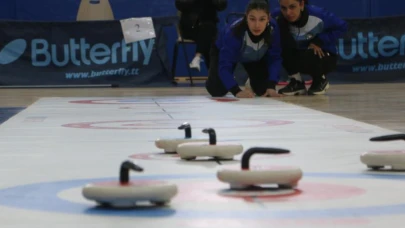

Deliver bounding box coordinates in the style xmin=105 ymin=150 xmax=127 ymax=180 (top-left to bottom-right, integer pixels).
xmin=309 ymin=83 xmax=330 ymax=95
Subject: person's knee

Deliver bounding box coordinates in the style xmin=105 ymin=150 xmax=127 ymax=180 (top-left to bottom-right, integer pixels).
xmin=205 ymin=80 xmax=228 ymax=97
xmin=205 ymin=86 xmax=228 ymax=97
xmin=251 ymin=87 xmax=267 ymax=97
xmin=208 ymin=91 xmax=228 ymax=97
xmin=247 ymin=78 xmax=267 ymax=96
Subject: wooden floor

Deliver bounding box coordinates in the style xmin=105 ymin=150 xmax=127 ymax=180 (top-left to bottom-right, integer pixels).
xmin=0 ymin=82 xmax=404 ymax=132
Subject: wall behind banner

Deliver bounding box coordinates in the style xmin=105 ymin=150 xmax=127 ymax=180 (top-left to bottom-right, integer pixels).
xmin=0 ymin=0 xmax=404 ymax=79
xmin=2 ymin=0 xmax=405 ymax=21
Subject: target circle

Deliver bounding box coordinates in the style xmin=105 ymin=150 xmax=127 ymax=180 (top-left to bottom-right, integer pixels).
xmin=0 ymin=172 xmax=404 ymax=219
xmin=62 ymin=119 xmax=294 ymax=130
xmin=129 ymin=152 xmax=292 ymax=161
xmin=69 ymin=97 xmax=239 ymax=105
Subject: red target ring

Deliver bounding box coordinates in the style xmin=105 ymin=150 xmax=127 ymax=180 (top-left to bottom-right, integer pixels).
xmin=69 ymin=97 xmax=239 ymax=105
xmin=90 ymin=180 xmax=165 ymax=187
xmin=174 ymin=179 xmax=366 ymax=203
xmin=129 ymin=153 xmax=292 ymax=161
xmin=62 ymin=119 xmax=294 ymax=130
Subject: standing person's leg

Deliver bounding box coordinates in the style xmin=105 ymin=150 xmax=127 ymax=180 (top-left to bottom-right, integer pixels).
xmin=296 ymin=50 xmax=337 ymax=95
xmin=205 ymin=45 xmax=236 ymax=97
xmin=190 ymin=21 xmax=218 ymax=70
xmin=179 ymin=13 xmax=197 ymax=40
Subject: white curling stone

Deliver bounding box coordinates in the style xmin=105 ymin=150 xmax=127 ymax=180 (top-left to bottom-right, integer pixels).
xmin=177 ymin=142 xmax=243 ymax=159
xmin=217 ymin=167 xmax=303 ymax=187
xmin=360 ymin=150 xmax=405 ymax=170
xmin=82 ymin=180 xmax=178 ymax=207
xmin=155 ymin=138 xmax=207 ymax=153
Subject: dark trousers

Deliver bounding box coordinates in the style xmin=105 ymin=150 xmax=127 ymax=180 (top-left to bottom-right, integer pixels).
xmin=281 ymin=48 xmax=338 ymax=82
xmin=205 ymin=45 xmax=269 ymax=97
xmin=276 ymin=16 xmax=337 ymax=82
xmin=180 ymin=21 xmax=217 ymax=68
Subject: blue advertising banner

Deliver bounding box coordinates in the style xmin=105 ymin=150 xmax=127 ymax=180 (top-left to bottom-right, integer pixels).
xmin=233 ymin=15 xmax=405 ymax=85
xmin=334 ymin=15 xmax=405 ymax=82
xmin=0 ymin=17 xmax=176 ymax=87
xmin=0 ymin=15 xmax=404 ymax=86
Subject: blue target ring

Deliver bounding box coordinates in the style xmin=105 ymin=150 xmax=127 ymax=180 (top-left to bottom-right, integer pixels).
xmin=0 ymin=172 xmax=405 ymax=218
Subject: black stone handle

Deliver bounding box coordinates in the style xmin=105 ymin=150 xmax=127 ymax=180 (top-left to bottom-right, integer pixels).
xmin=370 ymin=134 xmax=405 ymax=142
xmin=178 ymin=122 xmax=191 ymax=138
xmin=119 ymin=160 xmax=144 ymax=183
xmin=241 ymin=147 xmax=290 ymax=170
xmin=202 ymin=128 xmax=216 ymax=145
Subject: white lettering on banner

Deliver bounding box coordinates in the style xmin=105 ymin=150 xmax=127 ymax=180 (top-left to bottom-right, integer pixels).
xmin=31 ymin=38 xmax=154 ymax=67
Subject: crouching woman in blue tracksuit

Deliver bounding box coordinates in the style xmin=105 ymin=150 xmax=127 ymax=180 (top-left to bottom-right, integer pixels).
xmin=272 ymin=0 xmax=348 ymax=95
xmin=205 ymin=0 xmax=283 ymax=98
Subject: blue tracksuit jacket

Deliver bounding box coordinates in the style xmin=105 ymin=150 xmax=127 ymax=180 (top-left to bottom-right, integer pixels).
xmin=214 ymin=17 xmax=282 ymax=91
xmin=271 ymin=4 xmax=348 ymax=55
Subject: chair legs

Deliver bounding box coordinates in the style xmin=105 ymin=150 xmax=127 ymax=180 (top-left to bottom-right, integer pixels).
xmin=172 ymin=41 xmax=194 ymax=86
xmin=171 ymin=43 xmax=179 ymax=84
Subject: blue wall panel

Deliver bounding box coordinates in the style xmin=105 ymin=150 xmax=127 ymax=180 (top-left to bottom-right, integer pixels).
xmin=307 ymin=0 xmax=370 ymax=18
xmin=370 ymin=0 xmax=405 ymax=17
xmin=0 ymin=0 xmax=16 ymax=20
xmin=1 ymin=0 xmax=375 ymax=23
xmin=268 ymin=0 xmax=370 ymax=18
xmin=13 ymin=0 xmax=178 ymax=21
xmin=15 ymin=0 xmax=80 ymax=21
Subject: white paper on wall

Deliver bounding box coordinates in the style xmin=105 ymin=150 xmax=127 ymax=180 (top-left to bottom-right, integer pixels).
xmin=120 ymin=17 xmax=156 ymax=43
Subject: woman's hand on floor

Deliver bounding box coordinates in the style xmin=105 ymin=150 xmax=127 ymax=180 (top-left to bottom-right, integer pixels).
xmin=236 ymin=89 xmax=255 ymax=98
xmin=262 ymin=89 xmax=283 ymax=97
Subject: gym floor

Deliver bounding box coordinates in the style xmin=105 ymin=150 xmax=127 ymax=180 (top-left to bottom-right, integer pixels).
xmin=0 ymin=83 xmax=404 ymax=227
